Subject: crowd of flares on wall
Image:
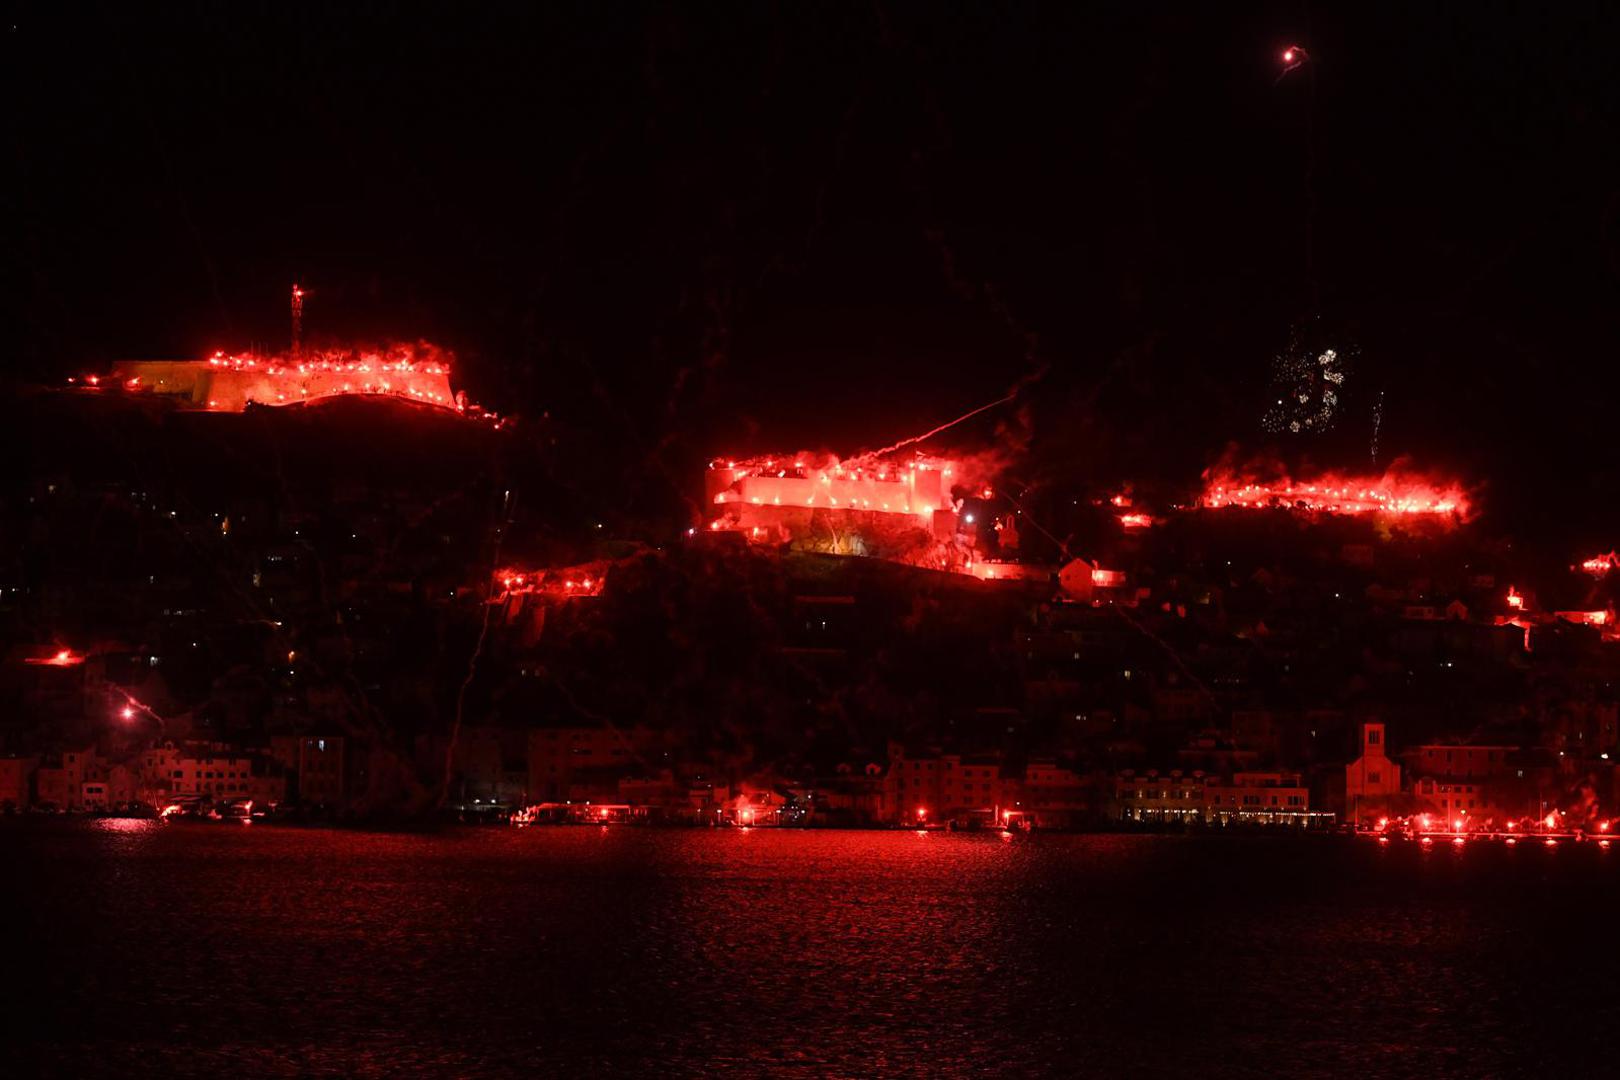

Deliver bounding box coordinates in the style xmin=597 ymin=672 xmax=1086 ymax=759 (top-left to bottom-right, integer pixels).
xmin=1200 ymin=461 xmax=1472 ymax=521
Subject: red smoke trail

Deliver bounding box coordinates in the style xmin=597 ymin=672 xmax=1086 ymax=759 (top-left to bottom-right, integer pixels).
xmin=861 ymin=390 xmax=1021 ymax=460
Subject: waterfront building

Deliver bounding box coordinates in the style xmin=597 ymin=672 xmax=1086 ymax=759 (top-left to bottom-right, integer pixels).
xmin=883 ymin=746 xmax=1023 ymax=824
xmin=1345 ymin=722 xmax=1403 ymax=822
xmin=171 ymin=750 xmax=257 ymax=798
xmin=526 ymin=725 xmax=643 ymax=802
xmin=1018 ymin=759 xmax=1090 ymax=827
xmin=815 ymin=762 xmax=887 ymax=824
xmin=1403 ymin=740 xmax=1532 ymax=824
xmin=1113 ymin=770 xmax=1206 ymax=823
xmin=1114 ymin=769 xmax=1323 ymax=826
xmin=0 ymin=756 xmax=38 ymax=810
xmin=269 ymin=734 xmax=347 ymax=806
xmin=1203 ymin=772 xmax=1313 ymax=824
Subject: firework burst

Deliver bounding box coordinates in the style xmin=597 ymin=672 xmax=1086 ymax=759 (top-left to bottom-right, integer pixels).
xmin=1277 ymin=44 xmax=1310 ymax=82
xmin=1262 ymin=322 xmax=1355 ymax=435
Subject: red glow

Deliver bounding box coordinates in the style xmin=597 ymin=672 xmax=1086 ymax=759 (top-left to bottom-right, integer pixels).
xmin=109 ymin=687 xmax=159 ymax=726
xmin=1200 ymin=463 xmax=1471 ymax=521
xmin=1506 ymin=587 xmax=1524 ymax=609
xmin=916 ymin=807 xmax=928 ymax=820
xmin=1580 ymin=552 xmax=1617 ymax=577
xmin=1545 ymin=812 xmax=1559 ymax=830
xmin=25 ymin=648 xmax=86 ymax=667
xmin=492 ymin=563 xmax=609 ymax=601
xmin=1118 ymin=513 xmax=1152 ymax=529
xmin=703 ymin=449 xmax=1024 ymax=576
xmin=1375 ymin=817 xmax=1389 ymax=831
xmin=1556 ymin=609 xmax=1613 ymax=628
xmin=100 ymin=343 xmax=506 ymax=426
xmin=966 ymin=560 xmax=1050 ymax=583
xmin=1091 ymin=568 xmax=1127 ymax=588
xmin=709 ymin=452 xmax=961 ymax=520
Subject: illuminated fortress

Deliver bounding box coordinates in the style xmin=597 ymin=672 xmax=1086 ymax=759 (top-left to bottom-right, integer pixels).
xmin=700 ymin=453 xmax=1045 ymax=578
xmin=83 ymin=343 xmax=495 ymax=420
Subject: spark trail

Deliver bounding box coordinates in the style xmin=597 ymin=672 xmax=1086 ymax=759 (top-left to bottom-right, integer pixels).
xmin=1371 ymin=389 xmax=1385 ymax=466
xmin=862 ymin=390 xmax=1021 ymax=460
xmin=444 ymin=489 xmax=514 ymax=805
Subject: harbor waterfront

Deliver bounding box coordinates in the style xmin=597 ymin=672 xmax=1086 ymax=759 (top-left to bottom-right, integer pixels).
xmin=9 ymin=818 xmax=1620 ymax=1078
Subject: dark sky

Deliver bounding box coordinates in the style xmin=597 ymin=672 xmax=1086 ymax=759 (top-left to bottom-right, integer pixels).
xmin=12 ymin=3 xmax=1619 ymax=535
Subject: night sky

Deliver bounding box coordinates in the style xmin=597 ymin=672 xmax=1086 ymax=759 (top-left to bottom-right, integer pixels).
xmin=12 ymin=4 xmax=1619 ymax=536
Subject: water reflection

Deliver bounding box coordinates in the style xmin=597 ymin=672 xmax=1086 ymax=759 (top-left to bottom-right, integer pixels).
xmin=6 ymin=822 xmax=1619 ymax=1077
xmin=91 ymin=817 xmax=161 ymax=834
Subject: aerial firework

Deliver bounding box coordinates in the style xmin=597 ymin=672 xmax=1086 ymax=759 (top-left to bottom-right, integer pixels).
xmin=1370 ymin=389 xmax=1386 ymax=466
xmin=1273 ymin=39 xmax=1321 ymax=311
xmin=1277 ymin=44 xmax=1310 ymax=82
xmin=1261 ymin=321 xmax=1354 ymax=435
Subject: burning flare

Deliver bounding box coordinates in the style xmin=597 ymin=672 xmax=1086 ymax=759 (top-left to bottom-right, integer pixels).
xmin=707 ymin=452 xmax=963 ymax=519
xmin=86 ymin=342 xmax=505 ymax=426
xmin=1200 ymin=460 xmax=1472 ymax=521
xmin=492 ymin=563 xmax=610 ymax=600
xmin=1579 ymin=552 xmax=1617 ymax=578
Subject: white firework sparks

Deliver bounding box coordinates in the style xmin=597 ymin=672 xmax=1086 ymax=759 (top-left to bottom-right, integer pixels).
xmin=1370 ymin=389 xmax=1385 ymax=465
xmin=1262 ymin=324 xmax=1354 ymax=435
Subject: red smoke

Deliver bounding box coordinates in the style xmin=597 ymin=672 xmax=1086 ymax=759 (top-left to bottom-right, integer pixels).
xmin=1200 ymin=455 xmax=1474 ymax=522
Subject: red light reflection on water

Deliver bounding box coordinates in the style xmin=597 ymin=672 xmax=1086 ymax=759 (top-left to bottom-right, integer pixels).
xmin=93 ymin=817 xmax=160 ymax=834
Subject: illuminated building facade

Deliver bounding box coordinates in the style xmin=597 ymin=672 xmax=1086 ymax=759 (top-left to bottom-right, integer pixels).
xmin=706 ymin=454 xmax=966 ymax=565
xmin=270 ymin=735 xmax=346 ymax=807
xmin=105 ymin=350 xmax=458 ymax=412
xmin=74 ymin=343 xmax=503 ymax=424
xmin=702 ymin=454 xmax=1056 ymax=583
xmin=1345 ymin=722 xmax=1402 ymax=821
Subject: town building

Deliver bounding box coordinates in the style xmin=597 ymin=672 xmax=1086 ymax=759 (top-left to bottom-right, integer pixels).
xmin=1345 ymin=722 xmax=1403 ymax=822
xmin=526 ymin=725 xmax=647 ymax=802
xmin=883 ymin=747 xmax=1018 ymax=824
xmin=269 ymin=734 xmax=346 ymax=806
xmin=1113 ymin=770 xmax=1206 ymax=823
xmin=170 ymin=750 xmax=257 ymax=798
xmin=0 ymin=756 xmax=38 ymax=810
xmin=1203 ymin=772 xmax=1314 ymax=824
xmin=1018 ymin=759 xmax=1090 ymax=827
xmin=1113 ymin=769 xmax=1322 ymax=826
